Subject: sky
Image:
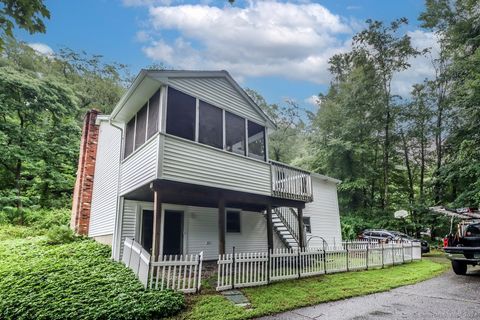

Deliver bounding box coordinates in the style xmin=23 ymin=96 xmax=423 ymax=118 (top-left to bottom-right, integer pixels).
xmin=16 ymin=0 xmax=437 ymax=113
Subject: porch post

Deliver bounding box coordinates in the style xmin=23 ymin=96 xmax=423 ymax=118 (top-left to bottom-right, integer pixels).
xmin=266 ymin=205 xmax=273 ymax=251
xmin=218 ymin=198 xmax=226 ymax=255
xmin=297 ymin=207 xmax=305 ymax=249
xmin=152 ymin=189 xmax=162 ymax=261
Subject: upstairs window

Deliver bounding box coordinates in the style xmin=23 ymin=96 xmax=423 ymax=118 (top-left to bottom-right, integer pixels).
xmin=199 ymin=101 xmax=223 ymax=149
xmin=166 ymin=87 xmax=196 ymax=141
xmin=247 ymin=120 xmax=266 ymax=161
xmin=124 ymin=117 xmax=135 ymax=158
xmin=225 ymin=111 xmax=245 ymax=156
xmin=226 ymin=211 xmax=241 ymax=233
xmin=135 ymin=103 xmax=148 ymax=149
xmin=147 ymin=89 xmax=160 ymax=139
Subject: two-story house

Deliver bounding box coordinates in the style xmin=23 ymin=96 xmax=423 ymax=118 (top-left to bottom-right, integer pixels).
xmin=70 ymin=70 xmax=342 ymax=262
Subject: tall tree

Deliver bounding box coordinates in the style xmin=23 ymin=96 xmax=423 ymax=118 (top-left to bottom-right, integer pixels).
xmin=0 ymin=0 xmax=50 ymax=50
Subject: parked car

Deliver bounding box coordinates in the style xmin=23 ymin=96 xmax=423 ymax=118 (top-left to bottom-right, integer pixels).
xmin=358 ymin=229 xmax=400 ymax=243
xmin=444 ymin=220 xmax=480 ymax=275
xmin=390 ymin=231 xmax=430 ymax=254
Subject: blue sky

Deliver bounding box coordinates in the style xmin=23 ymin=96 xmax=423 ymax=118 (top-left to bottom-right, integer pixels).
xmin=17 ymin=1 xmax=433 ymax=113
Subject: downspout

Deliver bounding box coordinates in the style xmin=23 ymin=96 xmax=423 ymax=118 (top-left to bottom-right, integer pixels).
xmin=110 ymin=119 xmax=124 ymax=261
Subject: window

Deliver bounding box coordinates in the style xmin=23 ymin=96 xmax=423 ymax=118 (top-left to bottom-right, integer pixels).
xmin=135 ymin=103 xmax=148 ymax=149
xmin=147 ymin=89 xmax=160 ymax=139
xmin=199 ymin=101 xmax=223 ymax=149
xmin=124 ymin=117 xmax=135 ymax=158
xmin=166 ymin=87 xmax=196 ymax=141
xmin=226 ymin=211 xmax=241 ymax=233
xmin=303 ymin=217 xmax=311 ymax=233
xmin=247 ymin=121 xmax=266 ymax=160
xmin=225 ymin=111 xmax=245 ymax=156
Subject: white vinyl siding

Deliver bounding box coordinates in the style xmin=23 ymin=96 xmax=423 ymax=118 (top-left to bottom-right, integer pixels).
xmin=161 ymin=134 xmax=271 ymax=195
xmin=119 ymin=135 xmax=159 ymax=195
xmin=167 ymin=77 xmax=266 ymax=124
xmin=89 ymin=120 xmax=121 ymax=237
xmin=304 ymin=177 xmax=342 ymax=247
xmin=119 ymin=203 xmax=285 ymax=261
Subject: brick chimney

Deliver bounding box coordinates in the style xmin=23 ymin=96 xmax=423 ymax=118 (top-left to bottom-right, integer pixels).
xmin=71 ymin=109 xmax=101 ymax=235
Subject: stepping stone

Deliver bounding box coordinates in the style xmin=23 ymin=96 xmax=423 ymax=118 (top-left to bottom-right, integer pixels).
xmin=221 ymin=290 xmax=251 ymax=308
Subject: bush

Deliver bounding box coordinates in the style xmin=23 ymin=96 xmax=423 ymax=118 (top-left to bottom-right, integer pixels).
xmin=0 ymin=225 xmax=42 ymax=241
xmin=0 ymin=238 xmax=185 ymax=320
xmin=45 ymin=225 xmax=77 ymax=245
xmin=24 ymin=208 xmax=71 ymax=230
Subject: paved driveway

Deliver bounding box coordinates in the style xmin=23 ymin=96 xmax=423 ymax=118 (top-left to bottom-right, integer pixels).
xmin=259 ymin=265 xmax=480 ymax=320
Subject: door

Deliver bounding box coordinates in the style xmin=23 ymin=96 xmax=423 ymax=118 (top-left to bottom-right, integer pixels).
xmin=141 ymin=209 xmax=154 ymax=253
xmin=163 ymin=210 xmax=184 ymax=255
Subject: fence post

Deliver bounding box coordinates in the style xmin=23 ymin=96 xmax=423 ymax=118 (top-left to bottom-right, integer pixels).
xmin=401 ymin=241 xmax=405 ymax=263
xmin=297 ymin=248 xmax=301 ymax=279
xmin=231 ymin=246 xmax=235 ymax=290
xmin=267 ymin=249 xmax=271 ymax=284
xmin=366 ymin=240 xmax=369 ymax=270
xmin=323 ymin=240 xmax=327 ymax=274
xmin=391 ymin=242 xmax=395 ymax=266
xmin=346 ymin=241 xmax=349 ymax=272
xmin=196 ymin=252 xmax=203 ymax=293
xmin=381 ymin=241 xmax=384 ymax=268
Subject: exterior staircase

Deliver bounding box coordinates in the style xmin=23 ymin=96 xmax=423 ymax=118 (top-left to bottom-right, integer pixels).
xmin=267 ymin=207 xmax=305 ymax=249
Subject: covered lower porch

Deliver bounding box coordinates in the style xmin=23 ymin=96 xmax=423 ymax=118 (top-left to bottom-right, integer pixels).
xmin=115 ymin=179 xmax=307 ymax=261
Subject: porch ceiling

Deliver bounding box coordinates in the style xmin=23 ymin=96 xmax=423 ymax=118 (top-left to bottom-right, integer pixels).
xmin=123 ymin=179 xmax=306 ymax=211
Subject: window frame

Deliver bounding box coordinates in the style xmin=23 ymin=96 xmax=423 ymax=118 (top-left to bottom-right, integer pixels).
xmin=226 ymin=210 xmax=241 ymax=233
xmin=303 ymin=216 xmax=311 ymax=234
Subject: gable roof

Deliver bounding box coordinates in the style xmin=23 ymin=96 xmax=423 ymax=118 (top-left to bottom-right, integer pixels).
xmin=110 ymin=70 xmax=276 ymax=129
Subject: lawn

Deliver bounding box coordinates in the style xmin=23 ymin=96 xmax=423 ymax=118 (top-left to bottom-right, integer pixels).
xmin=0 ymin=226 xmax=184 ymax=320
xmin=177 ymin=257 xmax=448 ymax=320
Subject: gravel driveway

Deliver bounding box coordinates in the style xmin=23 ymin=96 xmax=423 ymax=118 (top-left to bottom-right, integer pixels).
xmin=259 ymin=265 xmax=480 ymax=320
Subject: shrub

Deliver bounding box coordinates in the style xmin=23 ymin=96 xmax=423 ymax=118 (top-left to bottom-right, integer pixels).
xmin=24 ymin=208 xmax=71 ymax=230
xmin=45 ymin=225 xmax=77 ymax=244
xmin=0 ymin=238 xmax=185 ymax=320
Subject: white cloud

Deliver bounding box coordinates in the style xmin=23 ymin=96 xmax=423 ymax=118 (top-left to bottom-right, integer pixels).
xmin=391 ymin=30 xmax=440 ymax=96
xmin=28 ymin=43 xmax=54 ymax=56
xmin=142 ymin=1 xmax=353 ymax=84
xmin=305 ymin=95 xmax=321 ymax=106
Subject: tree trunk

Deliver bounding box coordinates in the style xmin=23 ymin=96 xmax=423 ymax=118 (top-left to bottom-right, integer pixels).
xmin=14 ymin=159 xmax=23 ymax=225
xmin=401 ymin=131 xmax=414 ymax=206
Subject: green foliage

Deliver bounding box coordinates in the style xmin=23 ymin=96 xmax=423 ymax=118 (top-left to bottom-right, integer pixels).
xmin=45 ymin=225 xmax=77 ymax=245
xmin=0 ymin=40 xmax=126 ymax=221
xmin=0 ymin=234 xmax=185 ymax=320
xmin=0 ymin=0 xmax=50 ymax=50
xmin=183 ymin=259 xmax=446 ymax=320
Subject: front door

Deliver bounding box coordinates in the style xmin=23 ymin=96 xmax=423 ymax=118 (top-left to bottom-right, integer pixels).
xmin=163 ymin=210 xmax=183 ymax=255
xmin=141 ymin=209 xmax=154 ymax=253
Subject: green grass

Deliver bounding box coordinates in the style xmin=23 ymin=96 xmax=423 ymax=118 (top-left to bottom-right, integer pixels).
xmin=177 ymin=258 xmax=448 ymax=320
xmin=0 ymin=226 xmax=185 ymax=320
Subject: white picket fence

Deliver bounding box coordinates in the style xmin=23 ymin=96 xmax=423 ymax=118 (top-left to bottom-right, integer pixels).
xmin=216 ymin=240 xmax=422 ymax=291
xmin=122 ymin=238 xmax=204 ymax=293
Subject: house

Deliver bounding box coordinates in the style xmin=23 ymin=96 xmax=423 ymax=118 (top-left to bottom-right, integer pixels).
xmin=70 ymin=70 xmax=342 ymax=262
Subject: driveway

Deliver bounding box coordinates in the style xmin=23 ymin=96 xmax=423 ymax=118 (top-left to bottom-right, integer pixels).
xmin=259 ymin=265 xmax=480 ymax=320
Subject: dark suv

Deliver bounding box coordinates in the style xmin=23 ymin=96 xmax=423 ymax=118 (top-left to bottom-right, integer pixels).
xmin=444 ymin=221 xmax=480 ymax=275
xmin=390 ymin=231 xmax=430 ymax=254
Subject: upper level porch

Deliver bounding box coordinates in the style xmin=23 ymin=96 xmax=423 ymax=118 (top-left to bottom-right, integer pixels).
xmin=119 ymin=132 xmax=313 ymax=203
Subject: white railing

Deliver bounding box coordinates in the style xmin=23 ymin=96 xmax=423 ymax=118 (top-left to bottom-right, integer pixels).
xmin=216 ymin=240 xmax=421 ymax=291
xmin=122 ymin=238 xmax=204 ymax=293
xmin=274 ymin=207 xmax=301 ymax=245
xmin=270 ymin=161 xmax=313 ymax=202
xmin=122 ymin=238 xmax=151 ymax=288
xmin=150 ymin=253 xmax=203 ymax=293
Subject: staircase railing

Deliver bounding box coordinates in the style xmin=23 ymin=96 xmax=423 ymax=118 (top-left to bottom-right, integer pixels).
xmin=274 ymin=207 xmax=303 ymax=246
xmin=270 ymin=161 xmax=313 ymax=202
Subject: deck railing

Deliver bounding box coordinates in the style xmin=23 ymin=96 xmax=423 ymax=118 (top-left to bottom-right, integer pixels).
xmin=270 ymin=161 xmax=313 ymax=202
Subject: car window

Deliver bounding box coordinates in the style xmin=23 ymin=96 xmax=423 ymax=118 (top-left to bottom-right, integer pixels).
xmin=466 ymin=223 xmax=480 ymax=236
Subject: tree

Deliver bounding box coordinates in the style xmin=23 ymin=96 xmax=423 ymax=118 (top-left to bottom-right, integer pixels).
xmin=0 ymin=0 xmax=50 ymax=50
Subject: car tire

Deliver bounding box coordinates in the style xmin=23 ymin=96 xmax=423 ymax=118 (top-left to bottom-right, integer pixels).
xmin=451 ymin=260 xmax=468 ymax=275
